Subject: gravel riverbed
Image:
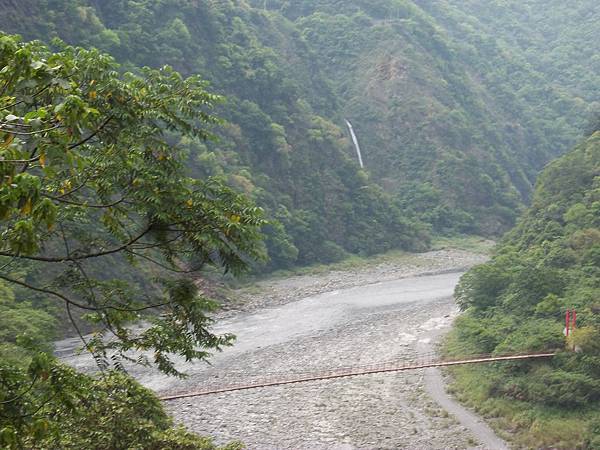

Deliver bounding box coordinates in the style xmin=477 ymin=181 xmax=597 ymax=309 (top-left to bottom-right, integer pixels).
xmin=57 ymin=248 xmax=507 ymax=449
xmin=222 ymin=249 xmax=488 ymax=315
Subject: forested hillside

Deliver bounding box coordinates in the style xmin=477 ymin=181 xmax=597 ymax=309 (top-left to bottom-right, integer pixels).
xmin=0 ymin=0 xmax=430 ymax=271
xmin=447 ymin=126 xmax=600 ymax=448
xmin=0 ymin=32 xmax=262 ymax=447
xmin=1 ymin=1 xmax=599 ymax=448
xmin=423 ymin=0 xmax=600 ymax=106
xmin=1 ymin=0 xmax=597 ymax=263
xmin=254 ymin=0 xmax=596 ymax=234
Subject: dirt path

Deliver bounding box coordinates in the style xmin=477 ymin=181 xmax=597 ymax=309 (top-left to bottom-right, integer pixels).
xmin=423 ymin=368 xmax=508 ymax=450
xmin=415 ymin=326 xmax=508 ymax=450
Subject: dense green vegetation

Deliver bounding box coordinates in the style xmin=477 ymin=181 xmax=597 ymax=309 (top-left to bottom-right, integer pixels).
xmin=446 ymin=128 xmax=600 ymax=448
xmin=1 ymin=292 xmax=241 ymax=449
xmin=0 ymin=32 xmax=267 ymax=373
xmin=1 ymin=1 xmax=599 ymax=448
xmin=0 ymin=0 xmax=430 ymax=271
xmin=253 ymin=0 xmax=597 ymax=235
xmin=0 ymin=33 xmax=261 ymax=447
xmin=2 ymin=0 xmax=597 ymax=263
xmin=424 ymin=0 xmax=600 ymax=106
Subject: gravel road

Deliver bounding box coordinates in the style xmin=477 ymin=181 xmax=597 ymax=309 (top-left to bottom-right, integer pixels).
xmin=56 ymin=248 xmax=508 ymax=449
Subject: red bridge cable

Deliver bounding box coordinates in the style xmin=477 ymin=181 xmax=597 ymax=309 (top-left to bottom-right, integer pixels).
xmin=159 ymin=352 xmax=556 ymax=401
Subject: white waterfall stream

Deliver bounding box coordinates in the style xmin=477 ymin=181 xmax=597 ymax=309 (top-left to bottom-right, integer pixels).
xmin=345 ymin=119 xmax=364 ymax=169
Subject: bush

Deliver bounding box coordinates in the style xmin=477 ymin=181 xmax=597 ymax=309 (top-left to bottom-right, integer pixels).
xmin=1 ymin=363 xmax=240 ymax=450
xmin=319 ymin=240 xmax=349 ymax=263
xmin=569 ymin=326 xmax=600 ymax=354
xmin=527 ymin=370 xmax=600 ymax=407
xmin=588 ymin=418 xmax=600 ymax=450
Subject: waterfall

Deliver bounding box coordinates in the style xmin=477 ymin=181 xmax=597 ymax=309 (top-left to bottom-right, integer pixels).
xmin=345 ymin=119 xmax=364 ymax=169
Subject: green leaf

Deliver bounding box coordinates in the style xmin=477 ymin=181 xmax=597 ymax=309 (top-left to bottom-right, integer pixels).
xmin=30 ymin=60 xmax=45 ymax=70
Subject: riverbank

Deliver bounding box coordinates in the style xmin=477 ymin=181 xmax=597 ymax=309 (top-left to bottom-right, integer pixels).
xmin=443 ymin=335 xmax=600 ymax=449
xmin=169 ymin=240 xmax=504 ymax=448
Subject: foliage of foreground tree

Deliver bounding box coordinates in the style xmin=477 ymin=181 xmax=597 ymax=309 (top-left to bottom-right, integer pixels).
xmin=0 ymin=33 xmax=263 ymax=447
xmin=1 ymin=358 xmax=243 ymax=449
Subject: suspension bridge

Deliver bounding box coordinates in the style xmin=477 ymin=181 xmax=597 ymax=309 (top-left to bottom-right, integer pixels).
xmin=159 ymin=351 xmax=557 ymax=401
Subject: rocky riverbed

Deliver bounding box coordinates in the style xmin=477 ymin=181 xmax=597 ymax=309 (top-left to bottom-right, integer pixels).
xmin=221 ymin=248 xmax=489 ymax=315
xmin=57 ymin=247 xmax=507 ymax=449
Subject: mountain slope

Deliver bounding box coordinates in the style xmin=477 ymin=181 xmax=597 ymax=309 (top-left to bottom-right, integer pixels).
xmin=257 ymin=0 xmax=595 ymax=234
xmin=0 ymin=0 xmax=430 ymax=269
xmin=447 ymin=127 xmax=600 ymax=448
xmin=1 ymin=0 xmax=596 ymax=260
xmin=423 ymin=0 xmax=600 ymax=106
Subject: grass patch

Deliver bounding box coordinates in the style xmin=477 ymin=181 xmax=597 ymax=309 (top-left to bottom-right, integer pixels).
xmin=430 ymin=234 xmax=495 ymax=255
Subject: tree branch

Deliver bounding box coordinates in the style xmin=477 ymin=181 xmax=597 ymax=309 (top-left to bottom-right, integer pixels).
xmin=0 ymin=155 xmax=40 ymax=164
xmin=43 ymin=193 xmax=126 ymax=209
xmin=0 ymin=83 xmax=53 ymax=110
xmin=20 ymin=146 xmax=39 ymax=173
xmin=0 ymin=374 xmax=38 ymax=405
xmin=125 ymin=248 xmax=197 ymax=273
xmin=67 ymin=115 xmax=113 ymax=149
xmin=0 ymin=272 xmax=101 ymax=311
xmin=50 ymin=174 xmax=93 ymax=199
xmin=0 ymin=225 xmax=153 ymax=262
xmin=0 ymin=256 xmax=17 ymax=272
xmin=130 ymin=233 xmax=183 ymax=250
xmin=66 ymin=300 xmax=106 ymax=373
xmin=0 ymin=272 xmax=168 ymax=312
xmin=0 ymin=124 xmax=61 ymax=135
